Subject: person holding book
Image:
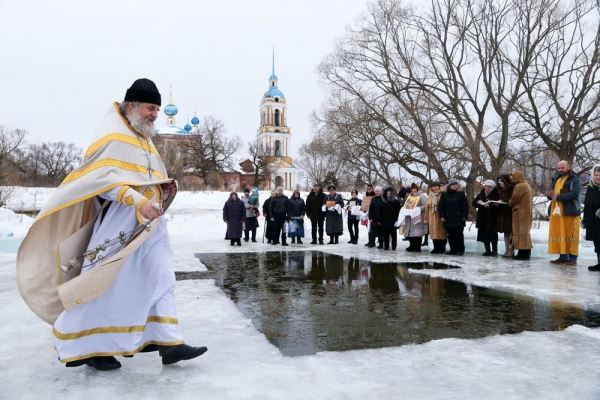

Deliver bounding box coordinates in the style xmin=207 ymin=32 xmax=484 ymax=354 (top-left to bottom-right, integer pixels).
xmin=345 ymin=190 xmax=363 ymax=244
xmin=472 ymin=180 xmax=501 ymax=256
xmin=323 ymin=185 xmax=345 ymax=244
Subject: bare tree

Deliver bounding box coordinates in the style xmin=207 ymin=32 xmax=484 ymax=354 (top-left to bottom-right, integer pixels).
xmin=297 ymin=133 xmax=351 ymax=188
xmin=247 ymin=140 xmax=273 ymax=186
xmin=26 ymin=142 xmax=82 ymax=185
xmin=0 ymin=126 xmax=26 ymax=184
xmin=183 ymin=116 xmax=240 ymax=186
xmin=516 ymin=0 xmax=600 ymax=169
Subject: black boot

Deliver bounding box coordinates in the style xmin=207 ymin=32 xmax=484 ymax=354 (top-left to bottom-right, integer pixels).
xmin=297 ymin=238 xmax=303 ymax=244
xmin=319 ymin=238 xmax=324 ymax=245
xmin=421 ymin=234 xmax=429 ymax=246
xmin=230 ymin=239 xmax=235 ymax=246
xmin=66 ymin=356 xmax=121 ymax=371
xmin=159 ymin=344 xmax=208 ymax=365
xmin=482 ymin=242 xmax=492 ymax=256
xmin=491 ymin=241 xmax=498 ymax=256
xmin=411 ymin=238 xmax=422 ymax=252
xmin=236 ymin=239 xmax=242 ymax=246
xmin=513 ymin=249 xmax=531 ymax=260
xmin=311 ymin=239 xmax=317 ymax=244
xmin=327 ymin=236 xmax=334 ymax=244
xmin=334 ymin=235 xmax=339 ymax=244
xmin=291 ymin=237 xmax=296 ymax=244
xmin=588 ymin=254 xmax=600 ymax=271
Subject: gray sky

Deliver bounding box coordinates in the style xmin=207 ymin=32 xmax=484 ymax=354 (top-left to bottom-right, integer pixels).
xmin=0 ymin=0 xmax=370 ymax=158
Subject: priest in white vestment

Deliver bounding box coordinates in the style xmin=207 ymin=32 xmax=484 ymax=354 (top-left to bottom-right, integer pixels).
xmin=17 ymin=79 xmax=207 ymax=370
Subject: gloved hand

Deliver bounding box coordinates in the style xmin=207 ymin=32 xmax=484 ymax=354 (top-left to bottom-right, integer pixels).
xmin=321 ymin=205 xmax=326 ymax=212
xmin=394 ymin=221 xmax=401 ymax=228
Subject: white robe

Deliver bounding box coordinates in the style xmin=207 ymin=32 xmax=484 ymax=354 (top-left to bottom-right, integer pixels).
xmin=52 ymin=187 xmax=183 ymax=363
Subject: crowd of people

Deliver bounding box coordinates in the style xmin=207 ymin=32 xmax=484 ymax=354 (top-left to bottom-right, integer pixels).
xmin=223 ymin=161 xmax=600 ymax=271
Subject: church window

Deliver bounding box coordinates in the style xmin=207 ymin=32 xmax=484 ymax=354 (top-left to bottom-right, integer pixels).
xmin=275 ymin=97 xmax=279 ymax=103
xmin=274 ymin=140 xmax=282 ymax=157
xmin=275 ymin=109 xmax=280 ymax=126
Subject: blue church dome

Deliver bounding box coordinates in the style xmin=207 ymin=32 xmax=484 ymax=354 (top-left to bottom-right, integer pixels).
xmin=164 ymin=103 xmax=178 ymax=117
xmin=264 ymin=86 xmax=285 ymax=100
xmin=191 ymin=116 xmax=200 ymax=126
xmin=184 ymin=123 xmax=192 ymax=132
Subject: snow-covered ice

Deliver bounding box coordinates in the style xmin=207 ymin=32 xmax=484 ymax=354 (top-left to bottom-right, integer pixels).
xmin=1 ymin=188 xmax=600 ymax=399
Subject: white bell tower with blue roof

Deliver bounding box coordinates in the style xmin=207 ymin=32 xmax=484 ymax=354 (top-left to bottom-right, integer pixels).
xmin=256 ymin=49 xmax=296 ymax=190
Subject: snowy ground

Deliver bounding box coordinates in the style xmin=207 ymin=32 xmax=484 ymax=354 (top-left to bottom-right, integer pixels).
xmin=1 ymin=189 xmax=600 ymax=399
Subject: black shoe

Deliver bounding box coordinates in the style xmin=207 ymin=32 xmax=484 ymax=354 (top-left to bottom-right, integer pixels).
xmin=384 ymin=247 xmax=390 ymax=250
xmin=446 ymin=251 xmax=458 ymax=255
xmin=310 ymin=240 xmax=317 ymax=244
xmin=267 ymin=240 xmax=272 ymax=244
xmin=482 ymin=252 xmax=492 ymax=256
xmin=282 ymin=242 xmax=289 ymax=246
xmin=327 ymin=240 xmax=334 ymax=244
xmin=252 ymin=239 xmax=257 ymax=242
xmin=319 ymin=240 xmax=324 ymax=245
xmin=421 ymin=242 xmax=429 ymax=247
xmin=377 ymin=245 xmax=383 ymax=249
xmin=588 ymin=264 xmax=600 ymax=271
xmin=236 ymin=241 xmax=242 ymax=247
xmin=348 ymin=240 xmax=354 ymax=244
xmin=298 ymin=239 xmax=303 ymax=244
xmin=160 ymin=344 xmax=208 ymax=365
xmin=272 ymin=242 xmax=280 ymax=245
xmin=291 ymin=238 xmax=296 ymax=244
xmin=490 ymin=252 xmax=498 ymax=257
xmin=85 ymin=356 xmax=121 ymax=371
xmin=243 ymin=238 xmax=249 ymax=242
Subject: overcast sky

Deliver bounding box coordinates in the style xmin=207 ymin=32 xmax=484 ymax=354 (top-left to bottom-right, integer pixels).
xmin=0 ymin=0 xmax=370 ymax=157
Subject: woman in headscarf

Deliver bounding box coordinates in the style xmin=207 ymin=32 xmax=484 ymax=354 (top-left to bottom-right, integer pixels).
xmin=396 ymin=183 xmax=427 ymax=252
xmin=424 ymin=182 xmax=447 ymax=254
xmin=583 ymin=165 xmax=600 ymax=271
xmin=223 ymin=192 xmax=246 ymax=246
xmin=472 ymin=180 xmax=500 ymax=256
xmin=287 ymin=189 xmax=306 ymax=244
xmin=496 ymin=174 xmax=515 ymax=257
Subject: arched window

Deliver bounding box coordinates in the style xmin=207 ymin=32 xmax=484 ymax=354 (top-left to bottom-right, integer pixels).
xmin=274 ymin=109 xmax=280 ymax=126
xmin=275 ymin=176 xmax=284 ymax=188
xmin=274 ymin=140 xmax=282 ymax=157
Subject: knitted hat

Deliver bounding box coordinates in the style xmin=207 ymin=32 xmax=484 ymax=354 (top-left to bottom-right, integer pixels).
xmin=124 ymin=78 xmax=161 ymax=106
xmin=410 ymin=183 xmax=419 ymax=190
xmin=448 ymin=178 xmax=459 ymax=186
xmin=483 ymin=179 xmax=496 ymax=187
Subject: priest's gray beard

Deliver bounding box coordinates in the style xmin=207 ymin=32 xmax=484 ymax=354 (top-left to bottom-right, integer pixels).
xmin=128 ymin=110 xmax=156 ymax=138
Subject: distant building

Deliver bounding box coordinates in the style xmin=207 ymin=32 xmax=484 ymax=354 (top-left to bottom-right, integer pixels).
xmin=254 ymin=52 xmax=297 ymax=190
xmin=153 ymin=90 xmax=270 ymax=191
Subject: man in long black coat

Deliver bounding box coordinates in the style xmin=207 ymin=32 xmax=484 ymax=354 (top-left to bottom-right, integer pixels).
xmin=262 ymin=191 xmax=276 ymax=243
xmin=269 ymin=187 xmax=290 ymax=246
xmin=583 ymin=165 xmax=600 ymax=271
xmin=306 ymin=183 xmax=326 ymax=244
xmin=438 ymin=179 xmax=469 ymax=255
xmin=368 ymin=186 xmax=384 ymax=248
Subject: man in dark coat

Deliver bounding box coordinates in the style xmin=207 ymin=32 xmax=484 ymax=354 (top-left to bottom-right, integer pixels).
xmin=583 ymin=165 xmax=600 ymax=271
xmin=438 ymin=179 xmax=469 ymax=255
xmin=368 ymin=186 xmax=384 ymax=248
xmin=269 ymin=186 xmax=289 ymax=246
xmin=305 ymin=183 xmax=326 ymax=244
xmin=472 ymin=180 xmax=500 ymax=256
xmin=262 ymin=191 xmax=276 ymax=243
xmin=324 ymin=185 xmax=345 ymax=244
xmin=223 ymin=192 xmax=246 ymax=246
xmin=380 ymin=187 xmax=401 ymax=250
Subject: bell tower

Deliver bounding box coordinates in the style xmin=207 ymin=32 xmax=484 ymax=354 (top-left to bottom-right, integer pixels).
xmin=256 ymin=50 xmax=296 ymax=190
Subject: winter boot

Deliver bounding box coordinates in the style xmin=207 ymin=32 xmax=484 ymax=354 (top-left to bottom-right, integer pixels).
xmin=411 ymin=238 xmax=422 ymax=252
xmin=77 ymin=356 xmax=121 ymax=371
xmin=491 ymin=241 xmax=498 ymax=256
xmin=230 ymin=239 xmax=235 ymax=246
xmin=291 ymin=237 xmax=296 ymax=244
xmin=160 ymin=344 xmax=208 ymax=365
xmin=421 ymin=234 xmax=429 ymax=246
xmin=236 ymin=239 xmax=242 ymax=246
xmin=319 ymin=238 xmax=324 ymax=245
xmin=588 ymin=254 xmax=600 ymax=271
xmin=311 ymin=239 xmax=317 ymax=244
xmin=298 ymin=238 xmax=303 ymax=244
xmin=482 ymin=242 xmax=492 ymax=256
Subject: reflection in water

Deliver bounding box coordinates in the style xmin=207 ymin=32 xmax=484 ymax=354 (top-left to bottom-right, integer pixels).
xmin=198 ymin=251 xmax=600 ymax=356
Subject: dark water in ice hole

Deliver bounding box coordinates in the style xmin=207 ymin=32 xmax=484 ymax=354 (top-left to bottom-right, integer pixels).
xmin=191 ymin=251 xmax=600 ymax=356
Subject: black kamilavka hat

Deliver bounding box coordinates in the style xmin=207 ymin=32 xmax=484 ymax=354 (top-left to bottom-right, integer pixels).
xmin=124 ymin=78 xmax=161 ymax=106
